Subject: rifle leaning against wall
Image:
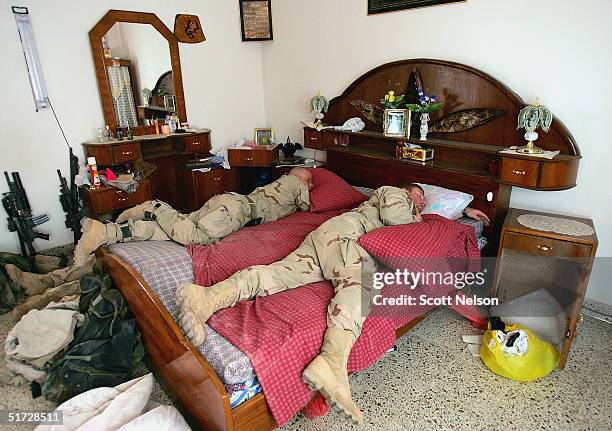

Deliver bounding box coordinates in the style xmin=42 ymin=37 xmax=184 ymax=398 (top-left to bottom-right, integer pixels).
xmin=58 ymin=147 xmax=84 ymax=243
xmin=2 ymin=171 xmax=50 ymax=258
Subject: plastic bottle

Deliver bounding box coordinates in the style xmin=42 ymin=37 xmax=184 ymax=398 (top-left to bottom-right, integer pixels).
xmin=87 ymin=156 xmax=101 ymax=189
xmin=97 ymin=128 xmax=104 ymax=143
xmin=105 ymin=125 xmax=114 ymax=140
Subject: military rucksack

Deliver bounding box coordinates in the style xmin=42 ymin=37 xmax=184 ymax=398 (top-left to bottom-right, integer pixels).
xmin=41 ymin=273 xmax=144 ymax=402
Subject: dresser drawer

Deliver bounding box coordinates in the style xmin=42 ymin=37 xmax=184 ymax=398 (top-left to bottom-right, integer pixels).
xmin=184 ymin=134 xmax=210 ymax=153
xmin=111 ymin=143 xmax=141 ymax=164
xmin=83 ymin=180 xmax=152 ymax=218
xmin=228 ymin=147 xmax=279 ymax=167
xmin=502 ymin=231 xmax=592 ymax=259
xmin=500 ymin=157 xmax=538 ymax=187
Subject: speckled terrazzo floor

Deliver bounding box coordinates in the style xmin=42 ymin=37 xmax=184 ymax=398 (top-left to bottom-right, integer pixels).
xmin=1 ymin=307 xmax=610 ymax=431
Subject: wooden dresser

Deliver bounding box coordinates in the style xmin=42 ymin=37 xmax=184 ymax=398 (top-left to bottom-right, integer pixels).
xmin=82 ymin=129 xmax=237 ymax=218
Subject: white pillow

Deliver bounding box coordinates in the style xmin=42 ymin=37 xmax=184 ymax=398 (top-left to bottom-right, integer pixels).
xmin=417 ymin=183 xmax=473 ymax=219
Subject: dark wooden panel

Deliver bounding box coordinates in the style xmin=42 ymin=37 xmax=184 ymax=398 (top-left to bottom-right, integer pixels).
xmin=303 ymin=129 xmax=323 ymax=149
xmin=500 ymin=158 xmax=539 ymax=188
xmin=184 ymin=133 xmax=211 ymax=153
xmin=228 ymin=147 xmax=279 ymax=167
xmin=84 ymin=145 xmax=114 ymax=166
xmin=503 ymin=231 xmax=592 ymax=259
xmin=111 ymin=143 xmax=141 ymax=164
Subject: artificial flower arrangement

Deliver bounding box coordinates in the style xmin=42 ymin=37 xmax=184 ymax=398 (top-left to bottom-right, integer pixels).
xmin=406 ymin=89 xmax=443 ymax=113
xmin=380 ymin=91 xmax=405 ymax=109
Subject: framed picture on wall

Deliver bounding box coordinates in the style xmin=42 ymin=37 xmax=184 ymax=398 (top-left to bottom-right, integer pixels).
xmin=254 ymin=128 xmax=275 ymax=145
xmin=368 ymin=0 xmax=465 ymax=15
xmin=239 ymin=0 xmax=273 ymax=41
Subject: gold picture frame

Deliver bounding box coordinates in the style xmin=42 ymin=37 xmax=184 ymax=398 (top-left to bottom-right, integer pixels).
xmin=254 ymin=128 xmax=275 ymax=145
xmin=383 ymin=109 xmax=410 ymax=138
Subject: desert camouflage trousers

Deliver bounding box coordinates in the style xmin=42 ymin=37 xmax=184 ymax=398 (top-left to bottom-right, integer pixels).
xmin=212 ymin=212 xmax=379 ymax=338
xmin=110 ymin=193 xmax=252 ymax=246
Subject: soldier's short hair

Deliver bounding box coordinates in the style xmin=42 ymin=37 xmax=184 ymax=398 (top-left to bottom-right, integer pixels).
xmin=398 ymin=181 xmax=424 ymax=194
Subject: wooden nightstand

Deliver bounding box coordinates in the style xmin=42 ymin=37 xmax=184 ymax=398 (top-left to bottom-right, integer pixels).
xmin=493 ymin=208 xmax=598 ymax=368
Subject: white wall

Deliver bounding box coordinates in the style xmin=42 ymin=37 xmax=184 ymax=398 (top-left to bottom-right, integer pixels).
xmin=260 ymin=0 xmax=612 ymax=304
xmin=0 ymin=0 xmax=266 ymax=252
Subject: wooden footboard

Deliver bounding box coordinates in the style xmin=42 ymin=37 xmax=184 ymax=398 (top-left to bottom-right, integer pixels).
xmin=98 ymin=247 xmax=430 ymax=430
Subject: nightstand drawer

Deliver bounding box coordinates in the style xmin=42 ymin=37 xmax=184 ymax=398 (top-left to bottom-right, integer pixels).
xmin=184 ymin=134 xmax=210 ymax=153
xmin=304 ymin=129 xmax=324 ymax=150
xmin=112 ymin=143 xmax=141 ymax=164
xmin=500 ymin=158 xmax=539 ymax=187
xmin=503 ymin=231 xmax=592 ymax=259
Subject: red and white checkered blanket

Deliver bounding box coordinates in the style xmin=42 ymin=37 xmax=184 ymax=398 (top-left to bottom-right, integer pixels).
xmin=189 ymin=213 xmax=482 ymax=425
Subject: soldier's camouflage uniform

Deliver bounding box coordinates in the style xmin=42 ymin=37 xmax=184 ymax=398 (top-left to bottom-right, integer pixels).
xmin=201 ymin=186 xmax=417 ymax=336
xmin=108 ymin=173 xmax=310 ymax=246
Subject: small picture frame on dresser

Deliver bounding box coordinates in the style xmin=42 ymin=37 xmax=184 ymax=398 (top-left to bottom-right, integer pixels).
xmin=254 ymin=128 xmax=275 ymax=145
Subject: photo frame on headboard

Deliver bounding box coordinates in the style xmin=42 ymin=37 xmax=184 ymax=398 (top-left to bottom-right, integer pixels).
xmin=368 ymin=0 xmax=466 ymax=15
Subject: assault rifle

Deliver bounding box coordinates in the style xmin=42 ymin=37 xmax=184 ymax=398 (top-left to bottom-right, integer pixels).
xmin=58 ymin=147 xmax=84 ymax=243
xmin=2 ymin=172 xmax=50 ymax=257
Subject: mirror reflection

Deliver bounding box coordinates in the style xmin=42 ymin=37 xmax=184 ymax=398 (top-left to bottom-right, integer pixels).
xmin=102 ymin=23 xmax=174 ymax=128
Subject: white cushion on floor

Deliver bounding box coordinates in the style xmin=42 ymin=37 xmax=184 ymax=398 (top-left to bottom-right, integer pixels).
xmin=35 ymin=374 xmax=153 ymax=431
xmin=118 ymin=405 xmax=191 ymax=431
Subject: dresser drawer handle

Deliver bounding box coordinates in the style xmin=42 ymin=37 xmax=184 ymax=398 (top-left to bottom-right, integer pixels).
xmin=214 ymin=177 xmax=221 ymax=181
xmin=191 ymin=142 xmax=200 ymax=146
xmin=245 ymin=157 xmax=253 ymax=161
xmin=537 ymin=244 xmax=552 ymax=251
xmin=117 ymin=197 xmax=128 ymax=202
xmin=512 ymin=169 xmax=526 ymax=175
xmin=122 ymin=151 xmax=133 ymax=156
xmin=310 ymin=137 xmax=317 ymax=141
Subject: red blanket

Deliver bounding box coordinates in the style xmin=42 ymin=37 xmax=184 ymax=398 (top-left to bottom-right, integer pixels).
xmin=189 ymin=210 xmax=343 ymax=286
xmin=189 ymin=213 xmax=482 ymax=425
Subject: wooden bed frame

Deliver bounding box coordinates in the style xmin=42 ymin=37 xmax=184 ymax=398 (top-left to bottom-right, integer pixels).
xmin=99 ymin=59 xmax=580 ymax=431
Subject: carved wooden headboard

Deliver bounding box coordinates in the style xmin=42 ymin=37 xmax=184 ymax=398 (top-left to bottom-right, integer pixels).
xmin=324 ymin=58 xmax=579 ymax=155
xmin=306 ymin=59 xmax=582 ymax=255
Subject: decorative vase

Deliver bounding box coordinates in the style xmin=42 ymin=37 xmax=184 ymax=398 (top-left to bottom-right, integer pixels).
xmin=419 ymin=112 xmax=430 ymax=141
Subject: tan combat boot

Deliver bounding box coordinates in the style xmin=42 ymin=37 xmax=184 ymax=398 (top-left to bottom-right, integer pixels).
xmin=5 ymin=255 xmax=95 ymax=296
xmin=116 ymin=200 xmax=155 ymax=223
xmin=176 ymin=282 xmax=238 ymax=346
xmin=73 ymin=219 xmax=109 ymax=266
xmin=302 ymin=327 xmax=364 ymax=424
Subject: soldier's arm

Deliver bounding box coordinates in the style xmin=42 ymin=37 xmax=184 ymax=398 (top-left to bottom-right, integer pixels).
xmin=377 ymin=187 xmax=419 ymax=226
xmin=296 ymin=184 xmax=311 ymax=211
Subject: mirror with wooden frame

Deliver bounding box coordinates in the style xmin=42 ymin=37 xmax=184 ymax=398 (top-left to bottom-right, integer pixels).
xmin=89 ymin=10 xmax=187 ymax=135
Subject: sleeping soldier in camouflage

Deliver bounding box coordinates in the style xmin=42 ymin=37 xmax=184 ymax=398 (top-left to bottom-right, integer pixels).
xmin=6 ymin=168 xmax=312 ymax=296
xmin=176 ymin=185 xmax=424 ymax=424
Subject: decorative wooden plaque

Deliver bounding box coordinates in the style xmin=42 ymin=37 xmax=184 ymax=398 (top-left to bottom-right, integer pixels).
xmin=239 ymin=0 xmax=273 ymax=41
xmin=174 ymin=14 xmax=205 ymax=43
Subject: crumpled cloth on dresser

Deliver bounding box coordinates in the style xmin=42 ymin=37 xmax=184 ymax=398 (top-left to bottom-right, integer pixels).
xmin=2 ymin=301 xmax=82 ymax=385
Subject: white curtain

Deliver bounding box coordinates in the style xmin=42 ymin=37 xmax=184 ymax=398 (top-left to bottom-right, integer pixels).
xmin=107 ymin=65 xmax=138 ymax=127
